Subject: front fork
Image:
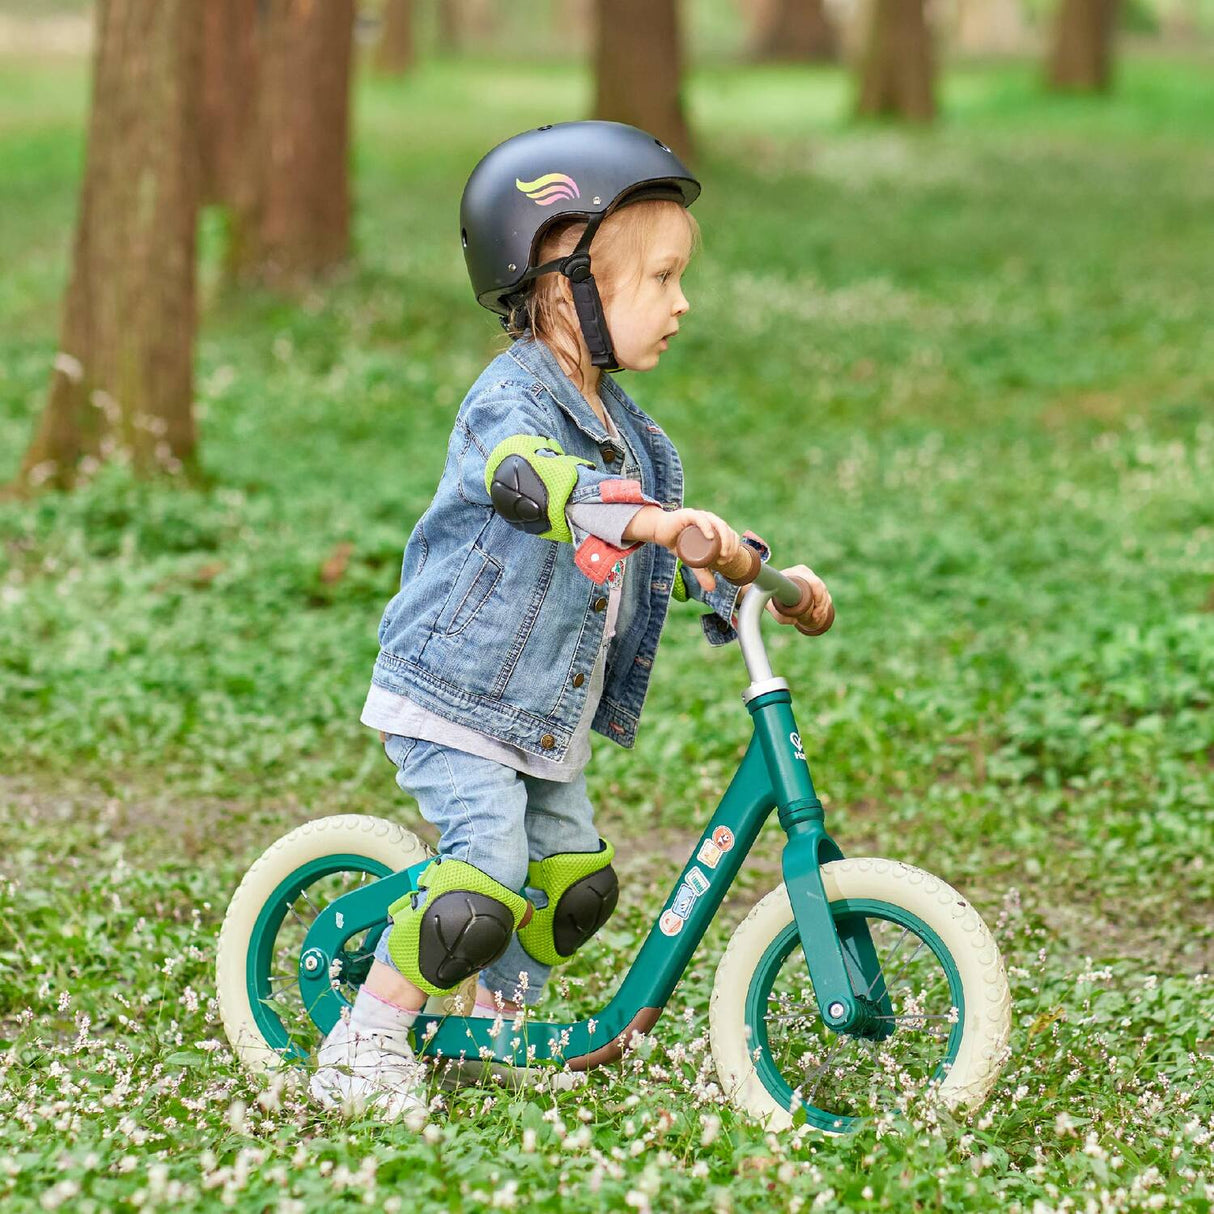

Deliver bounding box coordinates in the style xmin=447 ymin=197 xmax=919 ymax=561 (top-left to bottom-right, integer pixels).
xmin=751 ymin=689 xmax=895 ymax=1040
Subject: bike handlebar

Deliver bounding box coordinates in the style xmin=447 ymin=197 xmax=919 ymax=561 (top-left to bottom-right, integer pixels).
xmin=675 ymin=528 xmax=834 ymax=637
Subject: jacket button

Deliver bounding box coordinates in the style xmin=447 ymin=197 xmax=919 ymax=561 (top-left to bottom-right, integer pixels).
xmin=715 ymin=617 xmax=731 ymax=633
xmin=572 ymin=672 xmax=585 ymax=688
xmin=593 ymin=596 xmax=608 ymax=612
xmin=540 ymin=733 xmax=556 ymax=749
xmin=601 ymin=445 xmax=619 ymax=464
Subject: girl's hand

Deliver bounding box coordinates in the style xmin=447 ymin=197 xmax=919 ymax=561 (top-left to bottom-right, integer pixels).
xmin=625 ymin=506 xmax=741 ymax=592
xmin=762 ymin=564 xmax=833 ymax=633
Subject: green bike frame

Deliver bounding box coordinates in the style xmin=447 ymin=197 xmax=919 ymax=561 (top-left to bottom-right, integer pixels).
xmin=297 ymin=682 xmax=893 ymax=1071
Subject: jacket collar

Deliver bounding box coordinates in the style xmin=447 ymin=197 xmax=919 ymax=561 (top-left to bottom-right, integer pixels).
xmin=505 ymin=336 xmax=624 ymax=444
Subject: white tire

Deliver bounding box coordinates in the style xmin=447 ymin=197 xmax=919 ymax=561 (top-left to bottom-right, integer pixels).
xmin=710 ymin=858 xmax=1011 ymax=1132
xmin=216 ymin=814 xmax=474 ymax=1076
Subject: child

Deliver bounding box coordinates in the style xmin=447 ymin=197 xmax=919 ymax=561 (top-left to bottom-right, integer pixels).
xmin=311 ymin=121 xmax=833 ymax=1118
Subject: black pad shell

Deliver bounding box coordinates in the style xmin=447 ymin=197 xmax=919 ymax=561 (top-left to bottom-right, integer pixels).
xmin=489 ymin=454 xmax=551 ymax=535
xmin=418 ymin=890 xmax=515 ymax=990
xmin=553 ymin=865 xmax=620 ymax=957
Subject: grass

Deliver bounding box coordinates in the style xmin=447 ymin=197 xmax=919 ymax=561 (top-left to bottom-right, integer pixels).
xmin=1 ymin=51 xmax=1212 ymax=1212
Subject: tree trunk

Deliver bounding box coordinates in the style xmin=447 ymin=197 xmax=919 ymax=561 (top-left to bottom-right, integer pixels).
xmin=1048 ymin=0 xmax=1121 ymax=91
xmin=751 ymin=0 xmax=836 ymax=63
xmin=227 ymin=0 xmax=356 ymax=287
xmin=17 ymin=0 xmax=202 ymax=493
xmin=554 ymin=0 xmax=593 ymax=54
xmin=436 ymin=0 xmax=461 ymax=54
xmin=200 ymin=0 xmax=258 ymax=206
xmin=953 ymin=0 xmax=1027 ymax=55
xmin=593 ymin=0 xmax=692 ymax=163
xmin=374 ymin=0 xmax=414 ymax=73
xmin=856 ymin=0 xmax=936 ymax=122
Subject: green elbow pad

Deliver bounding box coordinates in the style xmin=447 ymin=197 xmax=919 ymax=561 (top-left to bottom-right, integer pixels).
xmin=672 ymin=562 xmax=691 ymax=602
xmin=484 ymin=435 xmax=593 ymax=544
xmin=518 ymin=839 xmax=619 ymax=967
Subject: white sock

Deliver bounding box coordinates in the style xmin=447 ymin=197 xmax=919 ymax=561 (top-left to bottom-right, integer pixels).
xmin=348 ymin=987 xmax=419 ymax=1039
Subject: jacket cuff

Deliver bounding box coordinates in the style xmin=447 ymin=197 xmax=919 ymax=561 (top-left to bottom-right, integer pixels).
xmin=568 ymin=476 xmax=660 ymax=510
xmin=698 ymin=532 xmax=769 ymax=645
xmin=574 ymin=535 xmax=635 ymax=584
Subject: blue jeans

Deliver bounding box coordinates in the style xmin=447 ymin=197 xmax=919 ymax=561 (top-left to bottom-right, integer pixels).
xmin=372 ymin=736 xmax=602 ymax=1005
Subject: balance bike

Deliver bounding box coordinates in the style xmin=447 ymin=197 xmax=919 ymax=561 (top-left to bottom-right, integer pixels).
xmin=216 ymin=532 xmax=1011 ymax=1131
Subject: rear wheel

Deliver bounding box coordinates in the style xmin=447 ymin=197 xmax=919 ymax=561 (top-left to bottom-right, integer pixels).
xmin=710 ymin=859 xmax=1010 ymax=1132
xmin=216 ymin=815 xmax=444 ymax=1075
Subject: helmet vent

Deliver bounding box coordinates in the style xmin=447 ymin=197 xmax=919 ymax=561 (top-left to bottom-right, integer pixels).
xmin=654 ymin=139 xmax=671 ymax=152
xmin=461 ymin=227 xmax=468 ymax=248
xmin=538 ymin=124 xmax=553 ymax=131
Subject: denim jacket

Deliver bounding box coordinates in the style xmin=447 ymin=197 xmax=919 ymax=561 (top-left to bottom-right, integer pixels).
xmin=370 ymin=336 xmax=750 ymax=761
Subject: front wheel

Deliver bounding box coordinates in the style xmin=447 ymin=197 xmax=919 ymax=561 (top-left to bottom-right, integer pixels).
xmin=710 ymin=858 xmax=1011 ymax=1133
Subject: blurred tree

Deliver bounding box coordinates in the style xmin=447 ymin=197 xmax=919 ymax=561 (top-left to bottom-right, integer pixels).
xmin=436 ymin=0 xmax=461 ymax=54
xmin=200 ymin=0 xmax=259 ymax=279
xmin=954 ymin=0 xmax=1028 ymax=54
xmin=199 ymin=0 xmax=355 ymax=286
xmin=748 ymin=0 xmax=837 ymax=62
xmin=235 ymin=0 xmax=355 ymax=285
xmin=436 ymin=0 xmax=499 ymax=55
xmin=856 ymin=0 xmax=936 ymax=121
xmin=374 ymin=0 xmax=415 ymax=73
xmin=555 ymin=0 xmax=593 ymax=52
xmin=1048 ymin=0 xmax=1122 ymax=90
xmin=16 ymin=0 xmax=202 ymax=492
xmin=593 ymin=0 xmax=692 ymax=160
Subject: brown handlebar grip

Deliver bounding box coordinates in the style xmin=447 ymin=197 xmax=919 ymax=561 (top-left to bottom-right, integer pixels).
xmin=794 ymin=599 xmax=835 ymax=636
xmin=782 ymin=575 xmax=817 ymax=619
xmin=675 ymin=528 xmax=761 ymax=586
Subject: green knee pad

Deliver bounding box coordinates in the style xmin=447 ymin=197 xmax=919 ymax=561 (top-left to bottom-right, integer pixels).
xmin=386 ymin=857 xmax=529 ymax=998
xmin=518 ymin=838 xmax=619 ymax=967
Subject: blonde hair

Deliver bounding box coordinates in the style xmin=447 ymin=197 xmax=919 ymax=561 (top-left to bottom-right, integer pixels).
xmin=500 ymin=198 xmax=700 ymax=393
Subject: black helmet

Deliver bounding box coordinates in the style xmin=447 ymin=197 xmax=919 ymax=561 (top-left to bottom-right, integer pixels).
xmin=460 ymin=120 xmax=701 ymax=371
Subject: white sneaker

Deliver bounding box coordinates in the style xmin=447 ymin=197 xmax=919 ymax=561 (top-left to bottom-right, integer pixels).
xmin=309 ymin=1014 xmax=428 ymax=1120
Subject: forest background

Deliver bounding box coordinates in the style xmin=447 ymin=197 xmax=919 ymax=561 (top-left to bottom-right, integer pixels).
xmin=0 ymin=1 xmax=1211 ymax=1210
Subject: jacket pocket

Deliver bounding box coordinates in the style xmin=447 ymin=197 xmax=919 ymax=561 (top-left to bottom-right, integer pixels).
xmin=435 ymin=546 xmax=503 ymax=637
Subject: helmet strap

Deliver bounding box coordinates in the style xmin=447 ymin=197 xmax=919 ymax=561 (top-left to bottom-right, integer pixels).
xmin=521 ymin=212 xmax=620 ymax=374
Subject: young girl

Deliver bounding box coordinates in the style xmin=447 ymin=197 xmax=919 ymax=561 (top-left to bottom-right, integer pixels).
xmin=311 ymin=121 xmax=832 ymax=1117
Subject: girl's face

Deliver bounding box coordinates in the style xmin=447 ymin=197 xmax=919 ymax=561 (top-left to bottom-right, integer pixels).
xmin=600 ymin=206 xmax=693 ymax=373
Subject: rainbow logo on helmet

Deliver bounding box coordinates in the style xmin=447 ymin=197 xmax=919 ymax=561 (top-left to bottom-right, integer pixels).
xmin=515 ymin=173 xmax=581 ymax=206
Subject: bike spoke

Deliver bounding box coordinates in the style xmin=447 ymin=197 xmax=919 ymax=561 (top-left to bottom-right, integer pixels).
xmin=880 ymin=939 xmax=927 ymax=995
xmin=873 ymin=1012 xmax=954 ymax=1022
xmin=841 ymin=947 xmax=867 ymax=992
xmin=858 ymin=925 xmax=906 ymax=999
xmin=804 ymin=1036 xmax=849 ymax=1103
xmin=762 ymin=912 xmax=958 ymax=1122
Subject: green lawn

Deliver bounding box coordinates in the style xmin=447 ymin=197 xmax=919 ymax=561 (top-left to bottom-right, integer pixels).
xmin=0 ymin=52 xmax=1211 ymax=1212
